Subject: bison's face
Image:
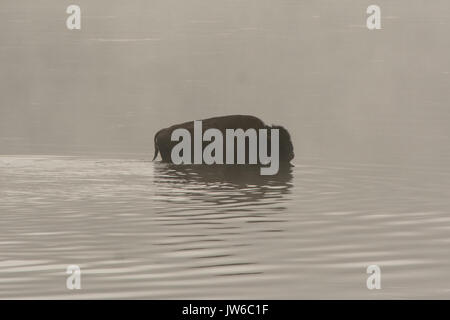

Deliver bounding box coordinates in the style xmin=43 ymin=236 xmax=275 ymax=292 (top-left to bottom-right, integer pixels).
xmin=272 ymin=125 xmax=294 ymax=162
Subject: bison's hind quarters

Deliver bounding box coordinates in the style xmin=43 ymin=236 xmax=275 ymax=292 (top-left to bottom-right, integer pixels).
xmin=152 ymin=146 xmax=159 ymax=161
xmin=152 ymin=128 xmax=165 ymax=161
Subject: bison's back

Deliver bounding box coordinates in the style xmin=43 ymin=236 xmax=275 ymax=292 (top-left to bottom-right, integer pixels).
xmin=165 ymin=115 xmax=266 ymax=133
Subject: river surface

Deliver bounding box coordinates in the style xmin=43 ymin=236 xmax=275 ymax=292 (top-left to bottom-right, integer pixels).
xmin=1 ymin=155 xmax=450 ymax=299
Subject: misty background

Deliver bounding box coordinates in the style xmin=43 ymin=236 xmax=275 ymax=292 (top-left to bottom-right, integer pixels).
xmin=1 ymin=0 xmax=450 ymax=166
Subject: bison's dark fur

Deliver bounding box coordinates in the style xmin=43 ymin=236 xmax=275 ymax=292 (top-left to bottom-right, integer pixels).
xmin=152 ymin=115 xmax=294 ymax=165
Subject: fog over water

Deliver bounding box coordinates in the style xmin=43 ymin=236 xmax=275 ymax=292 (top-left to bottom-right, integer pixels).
xmin=2 ymin=0 xmax=449 ymax=164
xmin=1 ymin=0 xmax=450 ymax=298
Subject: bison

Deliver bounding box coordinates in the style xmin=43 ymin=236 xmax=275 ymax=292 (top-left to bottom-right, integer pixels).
xmin=152 ymin=115 xmax=294 ymax=174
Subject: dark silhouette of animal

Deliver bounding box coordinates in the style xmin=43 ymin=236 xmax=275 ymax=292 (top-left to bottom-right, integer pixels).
xmin=152 ymin=115 xmax=294 ymax=165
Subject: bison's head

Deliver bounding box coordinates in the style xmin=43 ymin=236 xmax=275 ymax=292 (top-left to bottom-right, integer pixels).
xmin=271 ymin=125 xmax=294 ymax=163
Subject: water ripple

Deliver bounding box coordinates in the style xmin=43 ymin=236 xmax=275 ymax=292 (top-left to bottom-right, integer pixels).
xmin=1 ymin=156 xmax=450 ymax=298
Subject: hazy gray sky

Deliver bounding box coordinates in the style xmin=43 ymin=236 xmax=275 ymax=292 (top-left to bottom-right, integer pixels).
xmin=1 ymin=0 xmax=449 ymax=165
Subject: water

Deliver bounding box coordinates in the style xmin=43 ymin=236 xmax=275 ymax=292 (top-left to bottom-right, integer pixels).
xmin=1 ymin=155 xmax=450 ymax=299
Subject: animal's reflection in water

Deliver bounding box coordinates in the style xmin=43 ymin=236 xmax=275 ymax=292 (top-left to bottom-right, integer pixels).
xmin=151 ymin=164 xmax=294 ymax=279
xmin=153 ymin=163 xmax=293 ymax=208
xmin=151 ymin=163 xmax=294 ymax=270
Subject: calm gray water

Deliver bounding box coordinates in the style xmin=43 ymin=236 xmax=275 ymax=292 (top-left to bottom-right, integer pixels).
xmin=1 ymin=155 xmax=450 ymax=299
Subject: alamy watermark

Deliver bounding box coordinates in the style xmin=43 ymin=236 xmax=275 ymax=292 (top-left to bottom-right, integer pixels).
xmin=366 ymin=265 xmax=381 ymax=290
xmin=66 ymin=265 xmax=81 ymax=290
xmin=66 ymin=5 xmax=81 ymax=30
xmin=170 ymin=120 xmax=280 ymax=175
xmin=65 ymin=5 xmax=382 ymax=32
xmin=367 ymin=5 xmax=381 ymax=30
